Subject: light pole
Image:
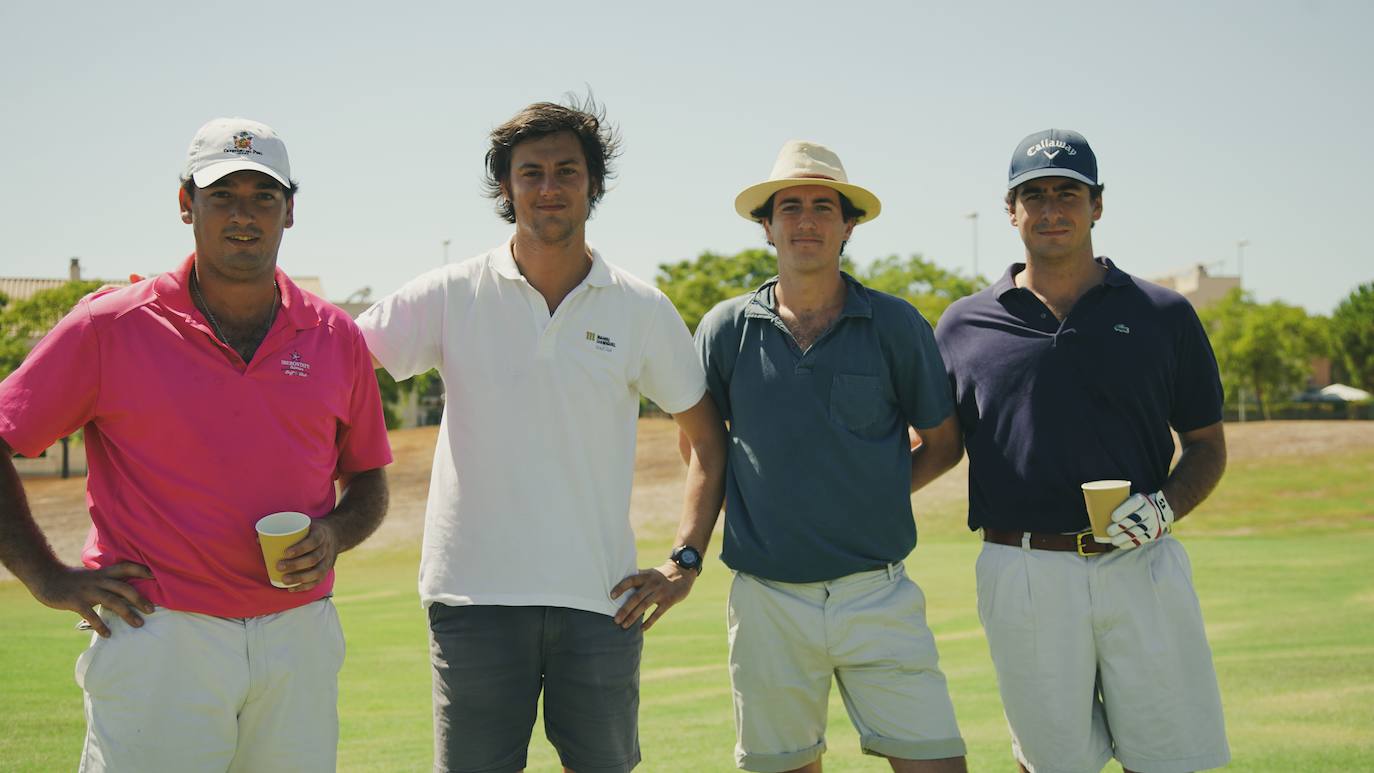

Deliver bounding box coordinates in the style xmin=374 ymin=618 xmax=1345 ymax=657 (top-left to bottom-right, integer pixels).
xmin=965 ymin=212 xmax=979 ymax=277
xmin=442 ymin=238 xmax=452 ymax=265
xmin=1235 ymin=239 xmax=1249 ymax=284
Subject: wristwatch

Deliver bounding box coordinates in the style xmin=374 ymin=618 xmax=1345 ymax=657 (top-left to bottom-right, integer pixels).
xmin=670 ymin=545 xmax=704 ymax=575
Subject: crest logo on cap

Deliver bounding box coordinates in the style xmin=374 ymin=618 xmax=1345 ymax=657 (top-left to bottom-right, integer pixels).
xmin=224 ymin=131 xmax=263 ymax=156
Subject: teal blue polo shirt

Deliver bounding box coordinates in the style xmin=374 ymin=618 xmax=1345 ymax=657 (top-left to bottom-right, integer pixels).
xmin=695 ymin=274 xmax=953 ymax=583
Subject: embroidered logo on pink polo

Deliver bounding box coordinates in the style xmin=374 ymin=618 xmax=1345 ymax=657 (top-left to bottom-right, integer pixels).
xmin=281 ymin=350 xmax=312 ymax=378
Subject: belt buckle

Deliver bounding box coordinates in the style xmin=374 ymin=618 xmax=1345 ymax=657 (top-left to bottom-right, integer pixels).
xmin=1075 ymin=530 xmax=1097 ymax=556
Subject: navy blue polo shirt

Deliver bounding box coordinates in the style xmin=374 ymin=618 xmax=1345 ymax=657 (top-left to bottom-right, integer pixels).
xmin=934 ymin=258 xmax=1223 ymax=534
xmin=695 ymin=273 xmax=953 ymax=583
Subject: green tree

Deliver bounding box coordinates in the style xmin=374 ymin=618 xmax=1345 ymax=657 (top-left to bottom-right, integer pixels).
xmin=1200 ymin=288 xmax=1325 ymax=419
xmin=1329 ymin=281 xmax=1374 ymax=390
xmin=375 ymin=369 xmax=439 ymax=430
xmin=855 ymin=254 xmax=987 ymax=324
xmin=0 ymin=280 xmax=104 ymax=381
xmin=655 ymin=248 xmax=779 ymax=333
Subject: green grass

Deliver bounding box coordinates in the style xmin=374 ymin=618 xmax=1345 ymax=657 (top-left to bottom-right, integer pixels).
xmin=2 ymin=448 xmax=1372 ymax=771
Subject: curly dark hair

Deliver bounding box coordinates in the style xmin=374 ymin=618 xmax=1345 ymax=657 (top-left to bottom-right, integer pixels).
xmin=483 ymin=94 xmax=622 ymax=223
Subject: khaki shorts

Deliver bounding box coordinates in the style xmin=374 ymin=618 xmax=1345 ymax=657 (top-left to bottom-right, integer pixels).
xmin=75 ymin=598 xmax=345 ymax=773
xmin=977 ymin=535 xmax=1230 ymax=773
xmin=727 ymin=564 xmax=965 ymax=772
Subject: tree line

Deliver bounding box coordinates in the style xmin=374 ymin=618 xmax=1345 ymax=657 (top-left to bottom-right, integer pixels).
xmin=653 ymin=249 xmax=1373 ymax=420
xmin=0 ymin=261 xmax=1369 ymax=425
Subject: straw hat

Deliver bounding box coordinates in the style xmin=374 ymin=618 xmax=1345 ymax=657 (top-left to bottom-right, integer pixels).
xmin=734 ymin=140 xmax=880 ymax=223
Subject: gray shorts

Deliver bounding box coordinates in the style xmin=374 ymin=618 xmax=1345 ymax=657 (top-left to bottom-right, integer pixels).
xmin=428 ymin=603 xmax=642 ymax=773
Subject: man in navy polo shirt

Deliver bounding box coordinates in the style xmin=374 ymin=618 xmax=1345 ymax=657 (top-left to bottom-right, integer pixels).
xmin=935 ymin=129 xmax=1230 ymax=772
xmin=693 ymin=140 xmax=968 ymax=773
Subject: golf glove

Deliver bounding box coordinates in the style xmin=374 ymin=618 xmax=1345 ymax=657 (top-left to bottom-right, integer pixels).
xmin=1106 ymin=490 xmax=1174 ymax=550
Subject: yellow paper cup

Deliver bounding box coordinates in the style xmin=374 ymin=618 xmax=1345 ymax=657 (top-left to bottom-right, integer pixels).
xmin=1081 ymin=480 xmax=1132 ymax=544
xmin=256 ymin=512 xmax=311 ymax=588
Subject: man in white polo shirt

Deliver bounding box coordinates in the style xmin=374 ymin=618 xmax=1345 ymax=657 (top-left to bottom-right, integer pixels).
xmin=357 ymin=98 xmax=727 ymax=773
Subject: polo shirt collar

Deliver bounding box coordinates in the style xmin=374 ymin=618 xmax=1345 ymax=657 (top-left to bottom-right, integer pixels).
xmin=491 ymin=238 xmax=613 ymax=288
xmin=994 ymin=256 xmax=1132 ymax=299
xmin=153 ymin=254 xmax=322 ymax=331
xmin=744 ymin=271 xmax=873 ymax=320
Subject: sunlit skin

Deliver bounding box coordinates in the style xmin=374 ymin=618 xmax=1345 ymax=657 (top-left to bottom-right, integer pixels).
xmin=761 ymin=184 xmax=856 ymax=278
xmin=1008 ymin=176 xmax=1106 ymax=319
xmin=1009 ymin=176 xmax=1101 ymax=265
xmin=178 ymin=170 xmax=294 ymax=286
xmin=503 ymin=131 xmax=592 ymax=249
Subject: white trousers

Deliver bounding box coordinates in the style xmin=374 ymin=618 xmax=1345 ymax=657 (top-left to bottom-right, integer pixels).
xmin=75 ymin=598 xmax=345 ymax=773
xmin=977 ymin=536 xmax=1229 ymax=773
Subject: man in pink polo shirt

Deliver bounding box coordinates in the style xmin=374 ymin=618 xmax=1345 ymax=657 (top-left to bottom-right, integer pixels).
xmin=0 ymin=117 xmax=391 ymax=772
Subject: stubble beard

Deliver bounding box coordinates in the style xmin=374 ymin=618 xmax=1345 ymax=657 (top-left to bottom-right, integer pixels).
xmin=529 ymin=212 xmax=579 ymax=247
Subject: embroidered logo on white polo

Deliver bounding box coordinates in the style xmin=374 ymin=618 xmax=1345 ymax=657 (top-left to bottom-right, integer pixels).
xmin=585 ymin=331 xmax=617 ymax=352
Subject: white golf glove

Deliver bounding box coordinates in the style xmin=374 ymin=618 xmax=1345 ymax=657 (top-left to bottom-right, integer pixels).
xmin=1106 ymin=490 xmax=1174 ymax=550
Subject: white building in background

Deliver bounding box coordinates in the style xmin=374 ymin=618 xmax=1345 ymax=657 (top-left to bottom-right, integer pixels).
xmin=1146 ymin=263 xmax=1240 ymax=309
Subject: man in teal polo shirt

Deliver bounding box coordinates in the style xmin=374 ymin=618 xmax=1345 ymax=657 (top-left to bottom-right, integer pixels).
xmin=692 ymin=140 xmax=967 ymax=773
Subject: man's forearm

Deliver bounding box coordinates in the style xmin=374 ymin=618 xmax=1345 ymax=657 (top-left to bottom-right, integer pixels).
xmin=675 ymin=444 xmax=725 ymax=554
xmin=1163 ymin=427 xmax=1227 ymax=521
xmin=0 ymin=442 xmax=67 ymax=591
xmin=324 ymin=468 xmax=389 ymax=553
xmin=671 ymin=395 xmax=728 ymax=554
xmin=909 ymin=416 xmax=963 ymax=493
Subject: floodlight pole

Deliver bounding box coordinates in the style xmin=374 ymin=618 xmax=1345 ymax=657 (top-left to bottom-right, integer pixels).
xmin=965 ymin=212 xmax=979 ymax=277
xmin=442 ymin=239 xmax=451 ymax=265
xmin=1236 ymin=239 xmax=1249 ymax=284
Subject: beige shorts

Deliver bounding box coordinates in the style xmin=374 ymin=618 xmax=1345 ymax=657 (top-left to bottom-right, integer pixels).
xmin=727 ymin=564 xmax=965 ymax=772
xmin=75 ymin=598 xmax=345 ymax=773
xmin=977 ymin=535 xmax=1230 ymax=773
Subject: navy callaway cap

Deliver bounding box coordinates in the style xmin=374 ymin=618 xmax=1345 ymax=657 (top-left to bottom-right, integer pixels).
xmin=1007 ymin=129 xmax=1099 ymax=190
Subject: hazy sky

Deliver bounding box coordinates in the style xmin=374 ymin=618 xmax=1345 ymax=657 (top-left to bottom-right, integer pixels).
xmin=3 ymin=1 xmax=1369 ymax=314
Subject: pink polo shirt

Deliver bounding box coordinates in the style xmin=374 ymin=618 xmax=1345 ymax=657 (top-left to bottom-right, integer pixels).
xmin=0 ymin=256 xmax=392 ymax=617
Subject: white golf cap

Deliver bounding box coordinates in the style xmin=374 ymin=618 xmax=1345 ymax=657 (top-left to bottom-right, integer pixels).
xmin=184 ymin=117 xmax=292 ymax=188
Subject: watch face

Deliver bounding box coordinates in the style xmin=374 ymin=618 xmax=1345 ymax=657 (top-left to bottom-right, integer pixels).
xmin=674 ymin=546 xmax=701 ymax=567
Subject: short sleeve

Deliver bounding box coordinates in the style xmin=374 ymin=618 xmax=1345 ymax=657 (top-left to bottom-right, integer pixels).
xmin=893 ymin=306 xmax=954 ymax=430
xmin=335 ymin=325 xmax=394 ymax=475
xmin=0 ymin=300 xmax=101 ymax=457
xmin=355 ymin=269 xmax=447 ymax=381
xmin=636 ymin=293 xmax=706 ymax=415
xmin=1169 ymin=303 xmax=1224 ymax=432
xmin=693 ymin=301 xmax=736 ymax=423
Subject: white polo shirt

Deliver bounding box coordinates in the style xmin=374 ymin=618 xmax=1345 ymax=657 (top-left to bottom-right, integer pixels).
xmin=357 ymin=240 xmax=705 ymax=616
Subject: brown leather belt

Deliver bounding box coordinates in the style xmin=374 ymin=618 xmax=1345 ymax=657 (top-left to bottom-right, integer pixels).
xmin=983 ymin=528 xmax=1116 ymax=556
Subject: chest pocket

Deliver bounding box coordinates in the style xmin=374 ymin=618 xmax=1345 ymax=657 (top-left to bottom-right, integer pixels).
xmin=829 ymin=374 xmax=894 ymax=438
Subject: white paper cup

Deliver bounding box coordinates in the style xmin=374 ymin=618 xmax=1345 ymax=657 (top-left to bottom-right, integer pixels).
xmin=255 ymin=512 xmax=311 ymax=588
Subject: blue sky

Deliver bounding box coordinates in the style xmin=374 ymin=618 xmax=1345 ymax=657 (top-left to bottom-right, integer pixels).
xmin=2 ymin=1 xmax=1369 ymax=314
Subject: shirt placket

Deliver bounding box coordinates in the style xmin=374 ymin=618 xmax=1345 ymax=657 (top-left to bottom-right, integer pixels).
xmin=523 ymin=280 xmax=590 ymax=362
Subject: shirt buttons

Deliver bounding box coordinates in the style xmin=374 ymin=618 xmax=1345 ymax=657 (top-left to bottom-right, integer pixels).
xmin=1040 ymin=312 xmax=1047 ymax=319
